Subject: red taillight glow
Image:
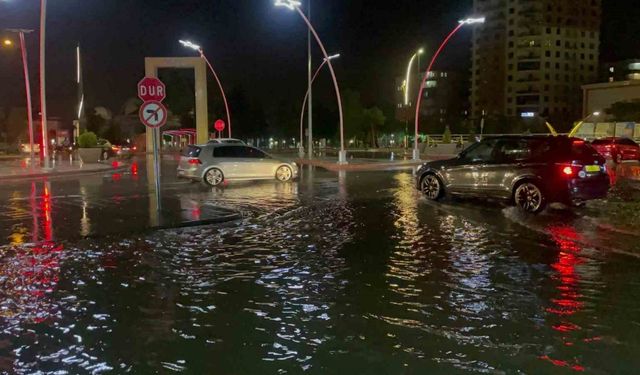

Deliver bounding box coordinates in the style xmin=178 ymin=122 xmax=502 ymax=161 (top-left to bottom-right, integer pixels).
xmin=188 ymin=158 xmax=202 ymax=165
xmin=573 ymin=140 xmax=585 ymax=145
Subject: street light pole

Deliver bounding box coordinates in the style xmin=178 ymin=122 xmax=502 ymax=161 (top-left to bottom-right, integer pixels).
xmin=179 ymin=40 xmax=232 ymax=138
xmin=412 ymin=17 xmax=485 ymax=160
xmin=6 ymin=29 xmax=35 ymax=166
xmin=307 ymin=0 xmax=313 ymax=159
xmin=299 ymin=54 xmax=340 ymax=156
xmin=404 ymin=48 xmax=424 ymax=149
xmin=275 ymin=0 xmax=347 ymax=164
xmin=39 ymin=0 xmax=50 ymax=168
xmin=569 ymin=111 xmax=601 ymax=137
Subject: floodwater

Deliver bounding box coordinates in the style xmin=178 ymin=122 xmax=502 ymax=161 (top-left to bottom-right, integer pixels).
xmin=1 ymin=162 xmax=640 ymax=374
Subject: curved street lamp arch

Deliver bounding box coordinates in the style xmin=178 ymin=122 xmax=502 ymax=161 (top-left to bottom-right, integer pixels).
xmin=276 ymin=0 xmax=347 ymax=164
xmin=412 ymin=17 xmax=485 ymax=160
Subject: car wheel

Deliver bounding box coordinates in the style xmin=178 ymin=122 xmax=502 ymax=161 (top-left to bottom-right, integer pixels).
xmin=421 ymin=174 xmax=444 ymax=201
xmin=275 ymin=165 xmax=293 ymax=182
xmin=204 ymin=168 xmax=224 ymax=187
xmin=514 ymin=182 xmax=546 ymax=213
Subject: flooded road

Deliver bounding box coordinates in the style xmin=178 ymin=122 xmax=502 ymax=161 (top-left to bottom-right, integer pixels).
xmin=0 ymin=161 xmax=639 ymax=373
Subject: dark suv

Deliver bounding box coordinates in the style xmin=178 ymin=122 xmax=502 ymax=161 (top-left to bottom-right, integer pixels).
xmin=415 ymin=136 xmax=610 ymax=213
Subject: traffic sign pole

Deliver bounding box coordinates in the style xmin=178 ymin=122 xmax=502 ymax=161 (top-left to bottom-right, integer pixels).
xmin=138 ymin=77 xmax=168 ymax=212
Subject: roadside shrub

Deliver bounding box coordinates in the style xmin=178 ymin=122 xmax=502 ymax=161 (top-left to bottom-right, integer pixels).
xmin=78 ymin=132 xmax=98 ymax=148
xmin=442 ymin=126 xmax=452 ymax=144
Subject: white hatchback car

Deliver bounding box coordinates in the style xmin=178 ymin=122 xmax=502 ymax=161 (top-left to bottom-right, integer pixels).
xmin=178 ymin=144 xmax=299 ymax=186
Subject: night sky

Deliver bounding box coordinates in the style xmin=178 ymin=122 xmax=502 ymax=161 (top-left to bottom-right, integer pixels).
xmin=0 ymin=0 xmax=638 ymax=123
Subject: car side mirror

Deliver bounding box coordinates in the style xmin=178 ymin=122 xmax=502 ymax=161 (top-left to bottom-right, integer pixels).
xmin=458 ymin=151 xmax=466 ymax=159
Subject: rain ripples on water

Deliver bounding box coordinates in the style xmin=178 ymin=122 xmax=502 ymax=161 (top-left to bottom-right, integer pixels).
xmin=0 ymin=170 xmax=639 ymax=374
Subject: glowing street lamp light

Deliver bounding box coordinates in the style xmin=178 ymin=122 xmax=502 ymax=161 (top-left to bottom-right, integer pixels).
xmin=412 ymin=16 xmax=485 ymax=160
xmin=179 ymin=39 xmax=232 ymax=138
xmin=299 ymin=53 xmax=340 ymax=156
xmin=276 ymin=0 xmax=347 ymax=164
xmin=3 ymin=39 xmax=12 ymax=46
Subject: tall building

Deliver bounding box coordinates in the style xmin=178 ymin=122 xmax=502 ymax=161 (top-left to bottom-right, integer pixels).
xmin=602 ymin=59 xmax=640 ymax=82
xmin=395 ymin=70 xmax=468 ymax=132
xmin=471 ymin=0 xmax=601 ymax=125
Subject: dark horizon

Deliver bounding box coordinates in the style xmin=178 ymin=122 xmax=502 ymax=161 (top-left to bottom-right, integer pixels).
xmin=0 ymin=0 xmax=638 ymax=124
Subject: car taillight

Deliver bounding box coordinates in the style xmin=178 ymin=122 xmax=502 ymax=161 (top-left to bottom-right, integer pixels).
xmin=558 ymin=164 xmax=581 ymax=178
xmin=188 ymin=158 xmax=202 ymax=165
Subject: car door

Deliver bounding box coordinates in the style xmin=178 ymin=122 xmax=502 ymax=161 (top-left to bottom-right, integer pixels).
xmin=445 ymin=139 xmax=499 ymax=194
xmin=212 ymin=146 xmax=246 ymax=178
xmin=245 ymin=147 xmax=277 ymax=178
xmin=485 ymin=138 xmax=541 ymax=198
xmin=616 ymin=138 xmax=639 ymax=160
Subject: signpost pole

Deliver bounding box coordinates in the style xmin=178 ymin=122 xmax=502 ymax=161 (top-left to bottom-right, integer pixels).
xmin=152 ymin=128 xmax=161 ymax=211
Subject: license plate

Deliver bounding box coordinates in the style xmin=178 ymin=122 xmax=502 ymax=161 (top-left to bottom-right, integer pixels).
xmin=585 ymin=165 xmax=601 ymax=172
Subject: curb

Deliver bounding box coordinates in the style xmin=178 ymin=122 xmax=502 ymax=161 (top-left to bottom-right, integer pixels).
xmin=0 ymin=163 xmax=129 ymax=181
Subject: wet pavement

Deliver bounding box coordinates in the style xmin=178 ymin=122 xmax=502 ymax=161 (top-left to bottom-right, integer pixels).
xmin=0 ymin=158 xmax=640 ymax=374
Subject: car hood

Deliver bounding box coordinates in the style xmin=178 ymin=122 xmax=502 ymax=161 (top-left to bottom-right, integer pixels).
xmin=421 ymin=157 xmax=460 ymax=170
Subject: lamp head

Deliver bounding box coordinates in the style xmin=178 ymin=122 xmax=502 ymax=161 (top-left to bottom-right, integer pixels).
xmin=418 ymin=48 xmax=425 ymax=54
xmin=459 ymin=17 xmax=486 ymax=25
xmin=324 ymin=53 xmax=341 ymax=61
xmin=2 ymin=39 xmax=12 ymax=47
xmin=275 ymin=0 xmax=301 ymax=10
xmin=179 ymin=40 xmax=201 ymax=51
xmin=592 ymin=111 xmax=601 ymax=116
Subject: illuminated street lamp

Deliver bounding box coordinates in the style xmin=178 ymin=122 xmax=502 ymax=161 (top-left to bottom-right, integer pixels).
xmin=4 ymin=29 xmax=36 ymax=165
xmin=569 ymin=111 xmax=601 ymax=137
xmin=40 ymin=0 xmax=50 ymax=168
xmin=179 ymin=40 xmax=232 ymax=138
xmin=299 ymin=53 xmax=340 ymax=157
xmin=276 ymin=0 xmax=347 ymax=164
xmin=404 ymin=48 xmax=424 ymax=106
xmin=412 ymin=16 xmax=485 ymax=160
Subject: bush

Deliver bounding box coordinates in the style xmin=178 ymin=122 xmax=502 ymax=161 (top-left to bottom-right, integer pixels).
xmin=442 ymin=126 xmax=452 ymax=144
xmin=78 ymin=132 xmax=98 ymax=148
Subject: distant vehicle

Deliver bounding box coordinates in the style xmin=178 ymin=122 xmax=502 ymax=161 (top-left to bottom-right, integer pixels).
xmin=207 ymin=138 xmax=246 ymax=145
xmin=590 ymin=137 xmax=640 ymax=163
xmin=415 ymin=136 xmax=610 ymax=213
xmin=111 ymin=144 xmax=137 ymax=157
xmin=178 ymin=143 xmax=298 ymax=186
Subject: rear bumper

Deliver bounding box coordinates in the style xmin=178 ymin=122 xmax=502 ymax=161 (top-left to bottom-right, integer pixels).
xmin=177 ymin=168 xmax=201 ymax=180
xmin=564 ymin=175 xmax=610 ymax=202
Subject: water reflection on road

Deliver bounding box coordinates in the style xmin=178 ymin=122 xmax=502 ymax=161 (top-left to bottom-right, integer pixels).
xmin=0 ymin=167 xmax=639 ymax=373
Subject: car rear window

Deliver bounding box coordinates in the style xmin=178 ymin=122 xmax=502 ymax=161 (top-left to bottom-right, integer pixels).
xmin=591 ymin=139 xmax=611 ymax=145
xmin=182 ymin=146 xmax=201 ymax=157
xmin=569 ymin=141 xmax=601 ymax=160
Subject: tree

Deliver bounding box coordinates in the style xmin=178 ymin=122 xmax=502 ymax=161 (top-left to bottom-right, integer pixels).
xmin=363 ymin=106 xmax=386 ymax=148
xmin=343 ymin=90 xmax=365 ymax=140
xmin=607 ymin=100 xmax=640 ymax=122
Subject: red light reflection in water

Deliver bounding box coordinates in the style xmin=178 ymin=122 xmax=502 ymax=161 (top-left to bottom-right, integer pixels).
xmin=112 ymin=173 xmax=122 ymax=182
xmin=541 ymin=225 xmax=591 ymax=372
xmin=131 ymin=162 xmax=139 ymax=176
xmin=0 ymin=242 xmax=64 ymax=324
xmin=41 ymin=183 xmax=53 ymax=242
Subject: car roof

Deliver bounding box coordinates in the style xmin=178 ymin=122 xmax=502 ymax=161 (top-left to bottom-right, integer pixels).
xmin=482 ymin=135 xmax=569 ymax=141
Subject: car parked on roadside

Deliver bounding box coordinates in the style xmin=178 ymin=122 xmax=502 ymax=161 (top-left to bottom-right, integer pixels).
xmin=177 ymin=143 xmax=298 ymax=186
xmin=415 ymin=136 xmax=610 ymax=213
xmin=590 ymin=137 xmax=640 ymax=163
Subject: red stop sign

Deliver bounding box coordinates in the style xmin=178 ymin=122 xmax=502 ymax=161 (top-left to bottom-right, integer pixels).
xmin=138 ymin=77 xmax=166 ymax=102
xmin=214 ymin=119 xmax=226 ymax=132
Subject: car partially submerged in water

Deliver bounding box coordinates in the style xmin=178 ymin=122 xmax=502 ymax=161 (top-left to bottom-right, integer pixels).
xmin=416 ymin=136 xmax=610 ymax=213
